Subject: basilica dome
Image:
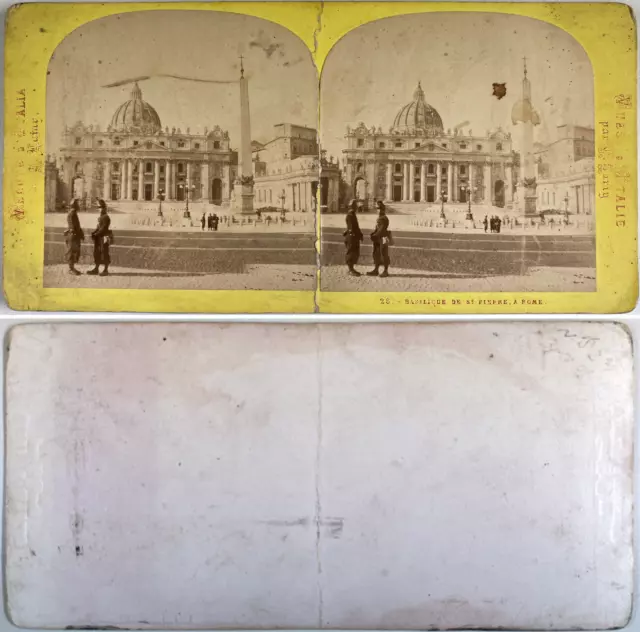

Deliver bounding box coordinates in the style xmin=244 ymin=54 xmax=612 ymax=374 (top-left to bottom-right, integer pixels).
xmin=109 ymin=82 xmax=162 ymax=134
xmin=392 ymin=82 xmax=444 ymax=137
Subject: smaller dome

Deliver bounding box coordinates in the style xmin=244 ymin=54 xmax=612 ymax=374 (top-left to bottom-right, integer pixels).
xmin=110 ymin=82 xmax=162 ymax=134
xmin=392 ymin=82 xmax=444 ymax=137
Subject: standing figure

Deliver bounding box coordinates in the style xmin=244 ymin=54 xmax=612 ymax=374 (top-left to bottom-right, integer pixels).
xmin=483 ymin=215 xmax=489 ymax=233
xmin=201 ymin=212 xmax=206 ymax=231
xmin=212 ymin=213 xmax=219 ymax=232
xmin=367 ymin=201 xmax=391 ymax=277
xmin=87 ymin=199 xmax=112 ymax=276
xmin=496 ymin=216 xmax=502 ymax=234
xmin=64 ymin=199 xmax=84 ymax=275
xmin=343 ymin=200 xmax=363 ymax=276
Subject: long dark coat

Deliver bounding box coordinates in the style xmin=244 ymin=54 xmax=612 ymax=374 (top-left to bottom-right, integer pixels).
xmin=64 ymin=209 xmax=84 ymax=264
xmin=92 ymin=213 xmax=111 ymax=265
xmin=344 ymin=211 xmax=363 ymax=266
xmin=371 ymin=214 xmax=391 ymax=268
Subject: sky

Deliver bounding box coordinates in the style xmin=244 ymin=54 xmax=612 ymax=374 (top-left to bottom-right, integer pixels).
xmin=320 ymin=12 xmax=594 ymax=161
xmin=46 ymin=11 xmax=318 ymax=154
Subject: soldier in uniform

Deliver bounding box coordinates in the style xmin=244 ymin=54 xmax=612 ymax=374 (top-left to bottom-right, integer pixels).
xmin=367 ymin=201 xmax=391 ymax=277
xmin=87 ymin=199 xmax=112 ymax=276
xmin=343 ymin=199 xmax=363 ymax=276
xmin=64 ymin=199 xmax=84 ymax=275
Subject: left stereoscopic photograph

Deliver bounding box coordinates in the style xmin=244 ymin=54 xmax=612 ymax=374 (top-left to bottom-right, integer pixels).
xmin=44 ymin=11 xmax=318 ymax=291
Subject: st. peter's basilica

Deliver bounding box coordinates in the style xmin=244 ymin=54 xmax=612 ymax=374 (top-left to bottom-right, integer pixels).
xmin=342 ymin=82 xmax=516 ymax=209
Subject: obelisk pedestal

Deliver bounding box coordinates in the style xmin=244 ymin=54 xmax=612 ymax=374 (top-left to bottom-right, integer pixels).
xmin=517 ymin=180 xmax=538 ymax=217
xmin=233 ymin=180 xmax=255 ymax=213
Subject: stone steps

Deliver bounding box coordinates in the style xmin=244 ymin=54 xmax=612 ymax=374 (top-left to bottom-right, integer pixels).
xmin=385 ymin=202 xmax=514 ymax=216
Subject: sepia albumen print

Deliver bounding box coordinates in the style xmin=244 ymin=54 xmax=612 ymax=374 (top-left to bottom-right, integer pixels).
xmin=319 ymin=13 xmax=596 ymax=292
xmin=44 ymin=10 xmax=321 ymax=291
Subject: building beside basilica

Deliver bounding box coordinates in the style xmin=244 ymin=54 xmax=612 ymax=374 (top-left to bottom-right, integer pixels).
xmin=253 ymin=123 xmax=340 ymax=213
xmin=341 ymin=82 xmax=517 ymax=210
xmin=535 ymin=124 xmax=595 ymax=215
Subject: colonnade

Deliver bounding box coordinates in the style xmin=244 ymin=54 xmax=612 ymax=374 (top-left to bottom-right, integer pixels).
xmin=100 ymin=158 xmax=231 ymax=202
xmin=380 ymin=160 xmax=513 ymax=204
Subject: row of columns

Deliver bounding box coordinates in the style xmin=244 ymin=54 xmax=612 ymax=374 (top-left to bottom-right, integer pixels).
xmin=573 ymin=182 xmax=594 ymax=215
xmin=100 ymin=159 xmax=231 ymax=202
xmin=381 ymin=160 xmax=514 ymax=204
xmin=290 ymin=180 xmax=314 ymax=212
xmin=325 ymin=178 xmax=338 ymax=211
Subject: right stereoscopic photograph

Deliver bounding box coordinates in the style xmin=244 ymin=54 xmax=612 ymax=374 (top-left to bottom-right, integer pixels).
xmin=319 ymin=13 xmax=596 ymax=292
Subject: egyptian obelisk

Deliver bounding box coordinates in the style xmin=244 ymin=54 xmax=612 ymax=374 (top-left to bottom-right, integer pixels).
xmin=511 ymin=58 xmax=541 ymax=217
xmin=232 ymin=55 xmax=255 ymax=214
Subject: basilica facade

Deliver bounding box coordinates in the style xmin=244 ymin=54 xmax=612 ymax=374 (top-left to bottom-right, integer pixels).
xmin=342 ymin=83 xmax=517 ymax=210
xmin=55 ymin=82 xmax=237 ymax=209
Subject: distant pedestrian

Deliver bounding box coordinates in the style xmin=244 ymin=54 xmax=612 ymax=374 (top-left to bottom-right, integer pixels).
xmin=367 ymin=201 xmax=391 ymax=277
xmin=483 ymin=215 xmax=488 ymax=233
xmin=87 ymin=199 xmax=112 ymax=276
xmin=496 ymin=216 xmax=502 ymax=234
xmin=201 ymin=212 xmax=206 ymax=231
xmin=344 ymin=199 xmax=363 ymax=276
xmin=212 ymin=213 xmax=219 ymax=231
xmin=64 ymin=199 xmax=84 ymax=275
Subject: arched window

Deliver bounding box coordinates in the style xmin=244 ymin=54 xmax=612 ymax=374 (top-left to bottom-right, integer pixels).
xmin=356 ymin=162 xmax=363 ymax=173
xmin=428 ymin=164 xmax=435 ymax=175
xmin=74 ymin=161 xmax=81 ymax=175
xmin=394 ymin=163 xmax=402 ymax=174
xmin=145 ymin=162 xmax=153 ymax=173
xmin=496 ymin=142 xmax=503 ymax=151
xmin=177 ymin=163 xmax=184 ymax=174
xmin=113 ymin=162 xmax=120 ymax=172
xmin=213 ymin=141 xmax=220 ymax=149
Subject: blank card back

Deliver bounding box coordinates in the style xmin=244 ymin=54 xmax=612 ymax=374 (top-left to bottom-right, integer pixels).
xmin=4 ymin=322 xmax=634 ymax=629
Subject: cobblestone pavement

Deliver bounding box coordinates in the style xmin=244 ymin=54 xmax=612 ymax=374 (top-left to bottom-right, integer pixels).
xmin=44 ymin=264 xmax=316 ymax=291
xmin=320 ymin=265 xmax=596 ymax=292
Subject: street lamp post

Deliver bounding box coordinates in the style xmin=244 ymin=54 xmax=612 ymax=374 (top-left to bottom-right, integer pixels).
xmin=440 ymin=191 xmax=448 ymax=218
xmin=178 ymin=184 xmax=196 ymax=217
xmin=158 ymin=189 xmax=165 ymax=216
xmin=464 ymin=184 xmax=475 ymax=220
